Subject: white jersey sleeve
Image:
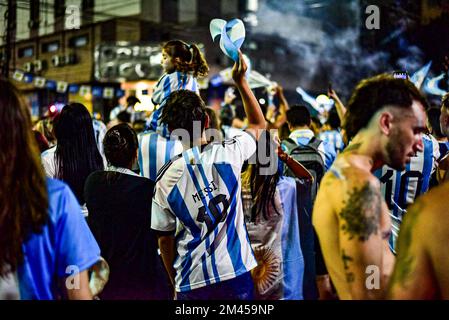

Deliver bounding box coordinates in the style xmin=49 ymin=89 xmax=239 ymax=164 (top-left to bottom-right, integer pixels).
xmin=231 ymin=131 xmax=257 ymax=167
xmin=151 ymin=160 xmax=185 ymax=232
xmin=429 ymin=134 xmax=440 ymax=175
xmin=41 ymin=146 xmax=57 ymax=178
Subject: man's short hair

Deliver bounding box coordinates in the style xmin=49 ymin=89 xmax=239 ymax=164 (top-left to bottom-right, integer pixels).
xmin=161 ymin=90 xmax=207 ymax=143
xmin=126 ymin=96 xmax=140 ymax=107
xmin=427 ymin=107 xmax=444 ymax=139
xmin=220 ymin=105 xmax=235 ymax=127
xmin=286 ymin=105 xmax=311 ymax=127
xmin=343 ymin=74 xmax=429 ymax=141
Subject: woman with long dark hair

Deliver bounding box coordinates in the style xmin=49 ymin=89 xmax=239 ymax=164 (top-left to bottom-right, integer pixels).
xmin=242 ymin=130 xmax=312 ymax=300
xmin=0 ymin=79 xmax=100 ymax=299
xmin=41 ymin=103 xmax=104 ymax=216
xmin=84 ymin=123 xmax=170 ymax=299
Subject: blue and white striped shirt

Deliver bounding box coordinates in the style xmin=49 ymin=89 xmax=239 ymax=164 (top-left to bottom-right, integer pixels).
xmin=319 ymin=129 xmax=345 ymax=155
xmin=375 ymin=134 xmax=440 ymax=253
xmin=138 ymin=130 xmax=184 ymax=182
xmin=92 ymin=119 xmax=107 ymax=166
xmin=151 ymin=132 xmax=258 ymax=292
xmin=148 ymin=71 xmax=199 ymax=138
xmin=289 ymin=129 xmax=337 ymax=170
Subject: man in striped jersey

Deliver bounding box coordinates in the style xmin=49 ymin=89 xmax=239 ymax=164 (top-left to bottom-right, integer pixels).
xmin=374 ymin=134 xmax=440 ymax=253
xmin=151 ymin=52 xmax=266 ymax=300
xmin=319 ymin=108 xmax=345 ymax=155
xmin=138 ymin=130 xmax=183 ymax=182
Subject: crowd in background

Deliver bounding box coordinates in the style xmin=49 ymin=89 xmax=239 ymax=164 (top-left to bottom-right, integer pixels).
xmin=2 ymin=38 xmax=449 ymax=300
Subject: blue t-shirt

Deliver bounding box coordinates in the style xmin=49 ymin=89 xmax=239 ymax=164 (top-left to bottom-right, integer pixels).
xmin=17 ymin=178 xmax=101 ymax=300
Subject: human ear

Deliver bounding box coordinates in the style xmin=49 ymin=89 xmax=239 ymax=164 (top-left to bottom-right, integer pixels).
xmin=379 ymin=111 xmax=394 ymax=135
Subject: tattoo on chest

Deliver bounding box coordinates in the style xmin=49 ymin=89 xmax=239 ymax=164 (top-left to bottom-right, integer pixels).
xmin=339 ymin=182 xmax=381 ymax=241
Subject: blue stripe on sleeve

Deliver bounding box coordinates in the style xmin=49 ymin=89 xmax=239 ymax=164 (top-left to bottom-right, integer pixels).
xmin=149 ymin=133 xmax=159 ymax=181
xmin=421 ymin=138 xmax=433 ymax=193
xmin=168 ymin=185 xmax=201 ymax=292
xmin=138 ymin=134 xmax=144 ymax=177
xmin=214 ymin=163 xmax=244 ymax=274
xmin=192 ymin=148 xmax=221 ymax=282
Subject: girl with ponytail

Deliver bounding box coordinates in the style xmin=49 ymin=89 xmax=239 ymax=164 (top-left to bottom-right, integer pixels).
xmin=147 ymin=40 xmax=209 ymax=137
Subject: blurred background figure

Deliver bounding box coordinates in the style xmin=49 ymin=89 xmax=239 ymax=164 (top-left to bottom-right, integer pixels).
xmin=85 ymin=123 xmax=170 ymax=300
xmin=41 ymin=103 xmax=104 ymax=217
xmin=0 ymin=78 xmax=100 ymax=300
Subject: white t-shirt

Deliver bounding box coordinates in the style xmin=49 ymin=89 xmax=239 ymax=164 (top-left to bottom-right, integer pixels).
xmin=41 ymin=146 xmax=89 ymax=217
xmin=151 ymin=131 xmax=258 ymax=292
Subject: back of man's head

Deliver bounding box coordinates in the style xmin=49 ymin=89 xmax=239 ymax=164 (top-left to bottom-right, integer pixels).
xmin=127 ymin=96 xmax=140 ymax=107
xmin=427 ymin=107 xmax=444 ymax=139
xmin=220 ymin=105 xmax=235 ymax=127
xmin=343 ymin=74 xmax=428 ymax=141
xmin=286 ymin=105 xmax=311 ymax=128
xmin=161 ymin=90 xmax=207 ymax=143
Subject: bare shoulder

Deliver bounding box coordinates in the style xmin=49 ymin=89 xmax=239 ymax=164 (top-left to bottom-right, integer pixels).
xmin=320 ymin=164 xmax=380 ymax=203
xmin=409 ymin=182 xmax=449 ymax=233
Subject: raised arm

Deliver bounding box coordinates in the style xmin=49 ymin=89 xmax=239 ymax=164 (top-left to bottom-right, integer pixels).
xmin=337 ymin=176 xmax=386 ymax=299
xmin=277 ymin=145 xmax=313 ymax=180
xmin=328 ymin=88 xmax=347 ymax=123
xmin=271 ymin=85 xmax=289 ymax=129
xmin=232 ymin=51 xmax=266 ymax=139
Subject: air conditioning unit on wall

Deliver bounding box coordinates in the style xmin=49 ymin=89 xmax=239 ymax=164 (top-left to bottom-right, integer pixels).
xmin=23 ymin=62 xmax=33 ymax=72
xmin=33 ymin=59 xmax=47 ymax=72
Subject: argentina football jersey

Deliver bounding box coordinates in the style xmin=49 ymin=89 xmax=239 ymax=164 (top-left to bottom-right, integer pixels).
xmin=92 ymin=119 xmax=107 ymax=165
xmin=138 ymin=130 xmax=183 ymax=181
xmin=319 ymin=129 xmax=345 ymax=155
xmin=148 ymin=71 xmax=199 ymax=138
xmin=151 ymin=132 xmax=258 ymax=293
xmin=375 ymin=134 xmax=440 ymax=253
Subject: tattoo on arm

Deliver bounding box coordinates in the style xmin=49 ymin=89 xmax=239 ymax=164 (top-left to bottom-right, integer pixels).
xmin=390 ymin=201 xmax=422 ymax=289
xmin=339 ymin=182 xmax=381 ymax=241
xmin=342 ymin=249 xmax=355 ymax=284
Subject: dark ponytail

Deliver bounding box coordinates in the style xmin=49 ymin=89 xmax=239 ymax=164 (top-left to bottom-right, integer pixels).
xmin=162 ymin=40 xmax=209 ymax=78
xmin=189 ymin=43 xmax=209 ymax=78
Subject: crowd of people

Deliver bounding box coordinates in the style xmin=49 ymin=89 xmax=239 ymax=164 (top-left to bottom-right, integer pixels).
xmin=1 ymin=38 xmax=449 ymax=300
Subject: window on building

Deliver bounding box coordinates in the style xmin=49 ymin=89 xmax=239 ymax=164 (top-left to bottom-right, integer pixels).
xmin=42 ymin=41 xmax=60 ymax=53
xmin=18 ymin=46 xmax=34 ymax=58
xmin=69 ymin=35 xmax=89 ymax=47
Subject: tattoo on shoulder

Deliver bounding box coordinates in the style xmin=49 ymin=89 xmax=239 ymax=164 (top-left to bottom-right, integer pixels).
xmin=390 ymin=201 xmax=423 ymax=288
xmin=339 ymin=182 xmax=381 ymax=241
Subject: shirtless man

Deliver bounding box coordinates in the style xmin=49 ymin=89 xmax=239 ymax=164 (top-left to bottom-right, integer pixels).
xmin=313 ymin=74 xmax=428 ymax=300
xmin=387 ymin=182 xmax=449 ymax=299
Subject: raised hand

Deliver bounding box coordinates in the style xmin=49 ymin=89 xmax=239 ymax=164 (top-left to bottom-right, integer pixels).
xmin=231 ymin=51 xmax=248 ymax=85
